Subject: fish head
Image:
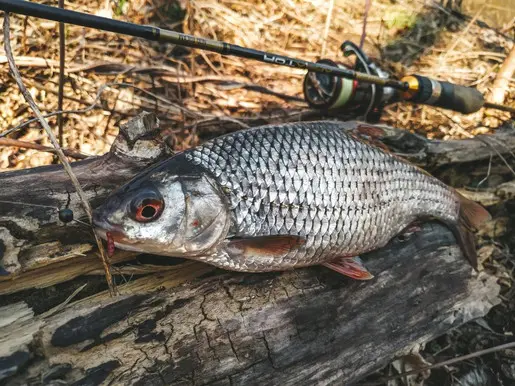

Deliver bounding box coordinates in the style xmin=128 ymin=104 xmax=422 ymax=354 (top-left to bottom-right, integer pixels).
xmin=92 ymin=164 xmax=230 ymax=257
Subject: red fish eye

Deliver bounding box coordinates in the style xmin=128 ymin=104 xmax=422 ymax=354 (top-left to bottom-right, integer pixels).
xmin=134 ymin=199 xmax=163 ymax=222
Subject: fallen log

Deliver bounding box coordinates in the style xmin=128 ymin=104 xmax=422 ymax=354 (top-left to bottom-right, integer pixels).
xmin=1 ymin=230 xmax=500 ymax=385
xmin=0 ymin=113 xmax=512 ymax=385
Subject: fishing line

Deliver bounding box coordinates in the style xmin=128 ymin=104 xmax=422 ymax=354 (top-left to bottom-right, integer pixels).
xmin=0 ymin=199 xmax=58 ymax=210
xmin=0 ymin=199 xmax=84 ymax=225
xmin=475 ymin=136 xmax=515 ymax=177
xmin=475 ymin=153 xmax=493 ymax=190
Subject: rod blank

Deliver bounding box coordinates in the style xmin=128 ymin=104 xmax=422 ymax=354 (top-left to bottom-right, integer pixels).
xmin=0 ymin=0 xmax=409 ymax=90
xmin=1 ymin=0 xmax=513 ymax=114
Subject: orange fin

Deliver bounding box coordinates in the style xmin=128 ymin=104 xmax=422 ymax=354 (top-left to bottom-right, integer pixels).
xmin=349 ymin=130 xmax=390 ymax=152
xmin=226 ymin=235 xmax=306 ymax=258
xmin=355 ymin=124 xmax=387 ymax=139
xmin=399 ymin=221 xmax=423 ymax=236
xmin=457 ymin=193 xmax=492 ymax=230
xmin=322 ymin=256 xmax=374 ymax=280
xmin=450 ymin=193 xmax=492 ymax=270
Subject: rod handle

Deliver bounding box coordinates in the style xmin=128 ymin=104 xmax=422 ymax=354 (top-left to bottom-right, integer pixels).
xmin=401 ymin=75 xmax=484 ymax=114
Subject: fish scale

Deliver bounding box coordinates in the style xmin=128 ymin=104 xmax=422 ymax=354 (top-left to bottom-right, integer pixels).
xmin=183 ymin=121 xmax=460 ymax=269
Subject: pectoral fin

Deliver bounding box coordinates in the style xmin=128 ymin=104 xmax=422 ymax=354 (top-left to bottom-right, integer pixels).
xmin=226 ymin=235 xmax=306 ymax=259
xmin=322 ymin=256 xmax=374 ymax=280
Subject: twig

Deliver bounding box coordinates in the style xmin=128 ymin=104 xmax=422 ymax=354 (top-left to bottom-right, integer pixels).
xmin=442 ymin=4 xmax=486 ymax=60
xmin=484 ymin=135 xmax=515 ymax=162
xmin=0 ymin=137 xmax=89 ymax=159
xmin=40 ymin=283 xmax=88 ymax=318
xmin=491 ymin=45 xmax=515 ymax=104
xmin=218 ymin=82 xmax=305 ymax=102
xmin=476 ymin=136 xmax=515 ymax=177
xmin=359 ymin=0 xmax=372 ymax=49
xmin=0 ymin=80 xmax=250 ymax=138
xmin=429 ymin=1 xmax=515 ymax=42
xmin=0 ymin=81 xmax=114 ymax=138
xmin=176 ymin=61 xmax=185 ymax=126
xmin=3 ymin=13 xmax=116 ymax=296
xmin=428 ymin=107 xmax=474 ymax=138
xmin=58 ymin=0 xmax=65 ymax=148
xmin=476 ymin=153 xmax=493 ymax=190
xmin=0 ymin=55 xmax=60 ymax=67
xmin=368 ymin=341 xmax=515 ymax=385
xmin=320 ymin=0 xmax=334 ymax=57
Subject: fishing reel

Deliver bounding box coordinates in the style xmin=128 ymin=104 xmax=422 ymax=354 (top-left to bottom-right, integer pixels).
xmin=303 ymin=41 xmax=396 ymax=122
xmin=303 ymin=40 xmax=494 ymax=120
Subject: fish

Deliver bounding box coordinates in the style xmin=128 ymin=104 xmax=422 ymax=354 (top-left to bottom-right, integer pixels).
xmin=92 ymin=121 xmax=491 ymax=280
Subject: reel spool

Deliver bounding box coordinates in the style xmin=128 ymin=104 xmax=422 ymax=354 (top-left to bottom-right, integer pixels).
xmin=303 ymin=41 xmax=395 ymax=122
xmin=302 ymin=59 xmax=357 ymax=110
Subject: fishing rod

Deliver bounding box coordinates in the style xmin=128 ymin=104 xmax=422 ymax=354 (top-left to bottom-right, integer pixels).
xmin=1 ymin=0 xmax=514 ymax=117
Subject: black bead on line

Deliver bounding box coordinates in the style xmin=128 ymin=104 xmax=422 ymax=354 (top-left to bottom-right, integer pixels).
xmin=0 ymin=200 xmax=76 ymax=225
xmin=58 ymin=208 xmax=74 ymax=223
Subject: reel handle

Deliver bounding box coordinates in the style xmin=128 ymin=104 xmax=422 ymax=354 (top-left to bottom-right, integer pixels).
xmin=401 ymin=75 xmax=484 ymax=114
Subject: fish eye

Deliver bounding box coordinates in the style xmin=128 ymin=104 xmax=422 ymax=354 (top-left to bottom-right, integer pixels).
xmin=141 ymin=205 xmax=157 ymax=218
xmin=129 ymin=189 xmax=164 ymax=223
xmin=132 ymin=198 xmax=163 ymax=222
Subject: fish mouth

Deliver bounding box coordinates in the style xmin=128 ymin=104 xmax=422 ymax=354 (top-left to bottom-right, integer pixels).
xmin=93 ymin=226 xmax=147 ymax=253
xmin=92 ymin=215 xmax=133 ymax=245
xmin=92 ymin=213 xmax=153 ymax=254
xmin=93 ymin=227 xmax=125 ymax=242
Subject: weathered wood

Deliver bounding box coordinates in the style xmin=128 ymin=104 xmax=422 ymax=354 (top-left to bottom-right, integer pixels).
xmin=1 ymin=223 xmax=501 ymax=385
xmin=353 ymin=122 xmax=515 ymax=170
xmin=0 ymin=114 xmax=511 ymax=385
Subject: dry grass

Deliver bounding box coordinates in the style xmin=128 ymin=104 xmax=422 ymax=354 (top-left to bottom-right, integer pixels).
xmin=0 ymin=0 xmax=513 ymax=171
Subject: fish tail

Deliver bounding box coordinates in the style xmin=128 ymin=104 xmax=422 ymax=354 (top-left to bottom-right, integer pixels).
xmin=451 ymin=193 xmax=492 ymax=269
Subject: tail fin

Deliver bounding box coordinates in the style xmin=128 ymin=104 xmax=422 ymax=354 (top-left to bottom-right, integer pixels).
xmin=452 ymin=193 xmax=492 ymax=269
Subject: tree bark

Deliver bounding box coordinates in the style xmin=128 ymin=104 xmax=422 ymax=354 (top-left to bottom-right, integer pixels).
xmin=0 ymin=113 xmax=511 ymax=385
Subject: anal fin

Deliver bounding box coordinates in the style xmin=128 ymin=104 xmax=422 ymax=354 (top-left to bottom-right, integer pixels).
xmin=322 ymin=256 xmax=374 ymax=280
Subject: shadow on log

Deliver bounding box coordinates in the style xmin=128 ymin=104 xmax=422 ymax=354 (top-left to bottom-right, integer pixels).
xmin=0 ymin=112 xmax=512 ymax=385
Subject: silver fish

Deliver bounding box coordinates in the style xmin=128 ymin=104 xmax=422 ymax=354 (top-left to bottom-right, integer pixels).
xmin=92 ymin=121 xmax=490 ymax=279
